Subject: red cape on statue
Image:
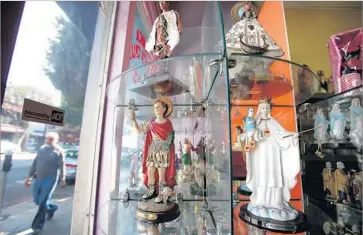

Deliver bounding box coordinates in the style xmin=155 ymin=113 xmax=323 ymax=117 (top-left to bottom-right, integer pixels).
xmin=142 ymin=119 xmax=177 ymax=188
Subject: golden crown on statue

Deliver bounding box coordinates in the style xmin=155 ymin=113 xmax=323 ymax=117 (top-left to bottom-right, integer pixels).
xmin=258 ymin=96 xmax=272 ymax=105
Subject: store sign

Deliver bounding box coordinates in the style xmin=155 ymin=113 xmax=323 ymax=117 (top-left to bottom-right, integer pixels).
xmin=22 ymin=98 xmax=65 ymax=126
xmin=128 ymin=9 xmax=158 ymax=84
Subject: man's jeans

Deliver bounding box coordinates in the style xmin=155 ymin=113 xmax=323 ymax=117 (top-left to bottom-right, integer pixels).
xmin=31 ymin=174 xmax=59 ymax=230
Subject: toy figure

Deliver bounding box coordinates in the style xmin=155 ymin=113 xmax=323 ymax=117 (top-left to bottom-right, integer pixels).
xmin=131 ymin=97 xmax=176 ymax=203
xmin=334 ymin=162 xmax=350 ymax=204
xmin=244 ymin=97 xmax=301 ymax=221
xmin=244 ymin=107 xmax=256 ymax=152
xmin=349 ymin=98 xmax=363 ymax=147
xmin=145 ymin=1 xmax=183 ymax=58
xmin=322 ymin=161 xmax=336 ymax=199
xmin=329 ymin=103 xmax=346 ymax=141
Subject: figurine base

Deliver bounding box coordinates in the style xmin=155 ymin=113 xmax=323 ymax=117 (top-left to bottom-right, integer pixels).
xmin=190 ymin=182 xmax=216 ymax=197
xmin=237 ymin=185 xmax=252 ymax=197
xmin=136 ymin=200 xmax=180 ymax=224
xmin=239 ymin=204 xmax=309 ymax=234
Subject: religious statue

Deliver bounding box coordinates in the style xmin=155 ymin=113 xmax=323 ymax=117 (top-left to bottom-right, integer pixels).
xmin=314 ymin=108 xmax=330 ymax=143
xmin=349 ymin=98 xmax=363 ymax=147
xmin=182 ymin=138 xmax=193 ymax=166
xmin=334 ymin=162 xmax=350 ymax=204
xmin=131 ymin=97 xmax=176 ymax=203
xmin=145 ymin=1 xmax=183 ymax=58
xmin=352 ymin=170 xmax=362 ymax=205
xmin=244 ymin=107 xmax=256 ymax=152
xmin=234 ymin=126 xmax=245 ymax=151
xmin=322 ymin=161 xmax=336 ymax=199
xmin=181 ymin=138 xmax=194 ymax=182
xmin=329 ymin=103 xmax=346 ymax=141
xmin=244 ymin=97 xmax=301 ymax=221
xmin=190 ymin=136 xmax=217 ymax=196
xmin=225 ymin=1 xmax=283 ymax=57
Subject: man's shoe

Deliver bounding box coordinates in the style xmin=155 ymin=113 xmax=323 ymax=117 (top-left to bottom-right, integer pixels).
xmin=31 ymin=227 xmax=43 ymax=234
xmin=47 ymin=211 xmax=55 ymax=221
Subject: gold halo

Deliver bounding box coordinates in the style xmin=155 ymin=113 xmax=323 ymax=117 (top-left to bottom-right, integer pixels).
xmin=155 ymin=96 xmax=173 ymax=118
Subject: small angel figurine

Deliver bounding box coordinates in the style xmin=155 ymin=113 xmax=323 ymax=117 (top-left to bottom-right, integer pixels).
xmin=329 ymin=103 xmax=346 ymax=141
xmin=244 ymin=107 xmax=256 ymax=152
xmin=145 ymin=1 xmax=183 ymax=58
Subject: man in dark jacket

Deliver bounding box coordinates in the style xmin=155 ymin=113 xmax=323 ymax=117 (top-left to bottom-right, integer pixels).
xmin=25 ymin=132 xmax=66 ymax=232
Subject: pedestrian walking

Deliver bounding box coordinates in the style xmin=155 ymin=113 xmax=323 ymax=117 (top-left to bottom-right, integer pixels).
xmin=24 ymin=132 xmax=66 ymax=232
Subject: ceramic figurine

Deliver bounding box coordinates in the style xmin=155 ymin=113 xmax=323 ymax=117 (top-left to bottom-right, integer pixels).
xmin=352 ymin=170 xmax=362 ymax=205
xmin=314 ymin=108 xmax=330 ymax=143
xmin=145 ymin=1 xmax=182 ymax=58
xmin=181 ymin=138 xmax=194 ymax=182
xmin=244 ymin=107 xmax=256 ymax=152
xmin=334 ymin=162 xmax=350 ymax=204
xmin=349 ymin=98 xmax=363 ymax=147
xmin=329 ymin=103 xmax=346 ymax=141
xmin=224 ymin=1 xmax=283 ymax=57
xmin=182 ymin=138 xmax=193 ymax=166
xmin=131 ymin=97 xmax=176 ymax=203
xmin=207 ymin=138 xmax=217 ymax=168
xmin=234 ymin=126 xmax=245 ymax=151
xmin=244 ymin=97 xmax=301 ymax=221
xmin=322 ymin=161 xmax=336 ymax=199
xmin=189 ymin=137 xmax=217 ymax=196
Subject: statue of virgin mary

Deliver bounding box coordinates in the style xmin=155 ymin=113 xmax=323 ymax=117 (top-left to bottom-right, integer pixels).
xmin=245 ymin=97 xmax=301 ymax=221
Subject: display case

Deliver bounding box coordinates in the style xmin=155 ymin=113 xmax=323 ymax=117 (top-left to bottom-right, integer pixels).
xmin=101 ymin=2 xmax=233 ymax=234
xmin=298 ymin=86 xmax=363 ymax=235
xmin=99 ymin=1 xmax=323 ymax=234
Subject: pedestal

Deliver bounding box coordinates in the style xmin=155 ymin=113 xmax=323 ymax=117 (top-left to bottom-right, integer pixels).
xmin=239 ymin=204 xmax=309 ymax=233
xmin=136 ymin=200 xmax=180 ymax=224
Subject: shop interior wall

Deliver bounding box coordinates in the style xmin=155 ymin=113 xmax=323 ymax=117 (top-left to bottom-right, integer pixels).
xmin=284 ymin=6 xmax=362 ymax=79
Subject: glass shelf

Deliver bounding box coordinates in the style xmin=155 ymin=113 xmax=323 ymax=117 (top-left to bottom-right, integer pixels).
xmin=229 ymin=53 xmax=320 ymax=106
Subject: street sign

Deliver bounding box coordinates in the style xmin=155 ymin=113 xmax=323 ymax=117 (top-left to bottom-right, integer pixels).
xmin=21 ymin=98 xmax=65 ymax=126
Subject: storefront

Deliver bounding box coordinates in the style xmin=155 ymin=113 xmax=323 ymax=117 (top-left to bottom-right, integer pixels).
xmin=70 ymin=1 xmax=362 ymax=235
xmin=3 ymin=1 xmax=360 ymax=234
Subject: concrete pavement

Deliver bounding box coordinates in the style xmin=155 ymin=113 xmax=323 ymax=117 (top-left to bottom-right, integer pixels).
xmin=0 ymin=153 xmax=75 ymax=234
xmin=0 ymin=194 xmax=73 ymax=234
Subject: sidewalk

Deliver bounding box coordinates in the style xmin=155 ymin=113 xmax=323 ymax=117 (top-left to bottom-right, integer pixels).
xmin=0 ymin=197 xmax=73 ymax=235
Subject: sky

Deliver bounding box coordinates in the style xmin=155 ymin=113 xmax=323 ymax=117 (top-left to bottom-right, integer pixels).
xmin=6 ymin=1 xmax=68 ymax=107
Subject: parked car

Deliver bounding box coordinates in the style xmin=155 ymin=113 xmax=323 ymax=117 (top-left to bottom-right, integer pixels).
xmin=0 ymin=140 xmax=21 ymax=154
xmin=64 ymin=149 xmax=78 ymax=183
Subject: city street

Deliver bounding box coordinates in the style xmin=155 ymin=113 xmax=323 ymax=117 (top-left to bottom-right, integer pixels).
xmin=2 ymin=153 xmax=75 ymax=208
xmin=1 ymin=153 xmax=75 ymax=234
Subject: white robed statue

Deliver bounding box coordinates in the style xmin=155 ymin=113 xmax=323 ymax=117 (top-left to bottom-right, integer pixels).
xmin=349 ymin=98 xmax=363 ymax=147
xmin=244 ymin=97 xmax=301 ymax=221
xmin=329 ymin=103 xmax=346 ymax=140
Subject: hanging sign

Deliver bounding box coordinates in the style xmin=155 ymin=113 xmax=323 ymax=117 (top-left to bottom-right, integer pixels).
xmin=22 ymin=98 xmax=65 ymax=126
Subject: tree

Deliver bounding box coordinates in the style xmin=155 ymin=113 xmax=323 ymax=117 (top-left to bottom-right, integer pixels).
xmin=43 ymin=14 xmax=92 ymax=127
